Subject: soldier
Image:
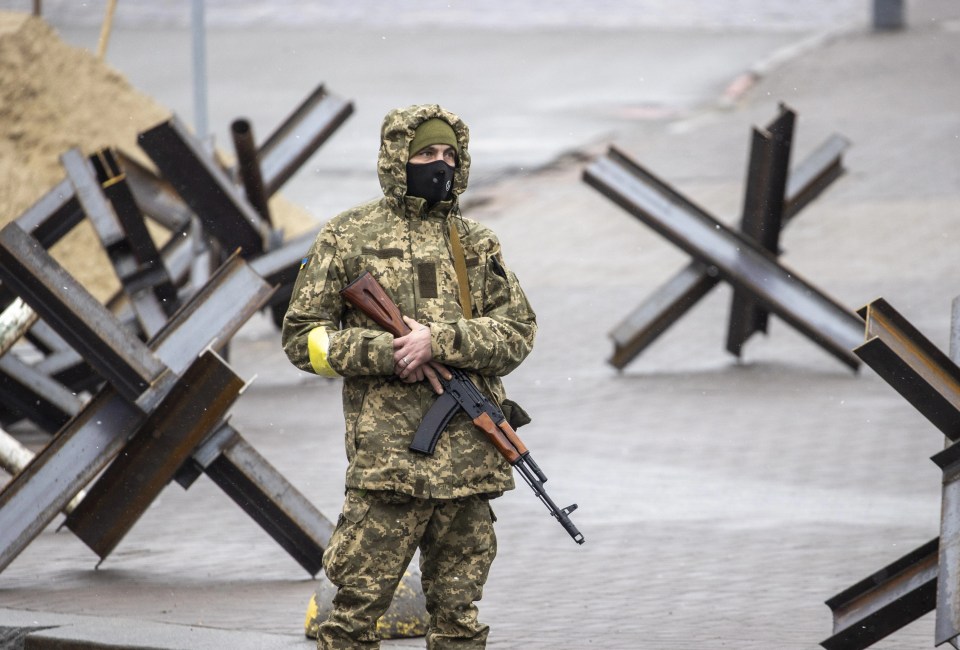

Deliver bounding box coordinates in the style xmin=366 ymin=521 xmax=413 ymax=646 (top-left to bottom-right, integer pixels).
xmin=282 ymin=104 xmax=537 ymax=649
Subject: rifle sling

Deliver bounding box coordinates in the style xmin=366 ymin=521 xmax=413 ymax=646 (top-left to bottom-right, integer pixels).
xmin=448 ymin=221 xmax=473 ymax=318
xmin=409 ymin=222 xmax=473 ymax=455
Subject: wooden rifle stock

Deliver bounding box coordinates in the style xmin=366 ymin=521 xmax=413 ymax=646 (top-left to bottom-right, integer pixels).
xmin=341 ymin=272 xmax=410 ymax=338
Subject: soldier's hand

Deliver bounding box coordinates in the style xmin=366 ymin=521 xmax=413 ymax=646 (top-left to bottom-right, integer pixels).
xmin=393 ymin=317 xmax=451 ymax=393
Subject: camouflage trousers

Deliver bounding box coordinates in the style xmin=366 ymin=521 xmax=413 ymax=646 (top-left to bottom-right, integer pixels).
xmin=318 ymin=489 xmax=498 ymax=650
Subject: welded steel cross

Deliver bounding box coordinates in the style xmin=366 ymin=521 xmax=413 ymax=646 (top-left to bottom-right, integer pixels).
xmin=583 ymin=104 xmax=861 ymax=370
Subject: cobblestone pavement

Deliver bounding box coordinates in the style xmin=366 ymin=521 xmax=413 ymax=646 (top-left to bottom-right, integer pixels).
xmin=2 ymin=1 xmax=960 ymax=648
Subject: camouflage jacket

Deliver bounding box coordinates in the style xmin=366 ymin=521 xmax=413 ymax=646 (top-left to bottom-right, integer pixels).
xmin=281 ymin=104 xmax=537 ymax=499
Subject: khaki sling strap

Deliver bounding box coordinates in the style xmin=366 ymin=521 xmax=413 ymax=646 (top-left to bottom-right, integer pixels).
xmin=448 ymin=221 xmax=473 ymax=318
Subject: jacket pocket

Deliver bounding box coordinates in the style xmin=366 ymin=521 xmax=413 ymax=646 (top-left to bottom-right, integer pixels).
xmin=347 ymin=383 xmax=370 ymax=461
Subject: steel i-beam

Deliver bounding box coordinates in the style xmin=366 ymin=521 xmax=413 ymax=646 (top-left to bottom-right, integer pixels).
xmin=61 ymin=148 xmax=172 ymax=338
xmin=64 ymin=349 xmax=246 ymax=562
xmin=933 ymin=441 xmax=960 ymax=647
xmin=90 ymin=149 xmax=180 ymax=313
xmin=178 ymin=422 xmax=335 ymax=576
xmin=12 ymin=178 xmax=84 ymax=250
xmin=726 ymin=106 xmax=794 ymax=355
xmin=138 ymin=115 xmax=270 ymax=257
xmin=113 ymin=150 xmax=194 ymax=234
xmin=0 ymin=354 xmax=82 ymax=433
xmin=256 ymin=84 xmax=354 ymax=197
xmin=855 ymin=298 xmax=960 ymax=440
xmin=822 ymin=538 xmax=939 ymax=649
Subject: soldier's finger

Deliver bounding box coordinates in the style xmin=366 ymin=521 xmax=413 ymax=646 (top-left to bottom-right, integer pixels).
xmin=423 ymin=365 xmax=444 ymax=395
xmin=429 ymin=361 xmax=452 ymax=381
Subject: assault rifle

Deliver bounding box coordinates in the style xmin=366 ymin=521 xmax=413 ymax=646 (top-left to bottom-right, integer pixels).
xmin=341 ymin=271 xmax=584 ymax=545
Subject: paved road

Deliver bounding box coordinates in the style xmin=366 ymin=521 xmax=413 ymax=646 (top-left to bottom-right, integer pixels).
xmin=55 ymin=24 xmax=812 ymax=219
xmin=2 ymin=1 xmax=960 ymax=648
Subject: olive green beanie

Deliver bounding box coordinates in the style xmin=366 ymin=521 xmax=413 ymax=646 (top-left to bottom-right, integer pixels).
xmin=408 ymin=118 xmax=459 ymax=158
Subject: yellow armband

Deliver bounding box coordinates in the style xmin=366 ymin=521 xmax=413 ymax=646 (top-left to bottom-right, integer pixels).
xmin=307 ymin=327 xmax=341 ymax=378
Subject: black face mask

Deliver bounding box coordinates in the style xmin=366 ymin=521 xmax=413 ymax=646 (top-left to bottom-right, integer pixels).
xmin=406 ymin=160 xmax=455 ymax=206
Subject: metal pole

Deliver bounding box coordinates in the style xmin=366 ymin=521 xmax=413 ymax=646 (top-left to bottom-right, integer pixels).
xmin=0 ymin=429 xmax=34 ymax=479
xmin=0 ymin=428 xmax=85 ymax=514
xmin=0 ymin=298 xmax=38 ymax=357
xmin=951 ymin=296 xmax=960 ymax=364
xmin=874 ymin=0 xmax=905 ymax=30
xmin=191 ymin=0 xmax=209 ymax=142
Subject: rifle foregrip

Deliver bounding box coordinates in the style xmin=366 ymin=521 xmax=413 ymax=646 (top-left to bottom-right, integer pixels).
xmin=473 ymin=413 xmax=521 ymax=464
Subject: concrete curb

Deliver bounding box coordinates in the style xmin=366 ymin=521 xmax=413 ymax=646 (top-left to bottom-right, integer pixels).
xmin=717 ymin=26 xmax=853 ymax=108
xmin=0 ymin=608 xmax=307 ymax=650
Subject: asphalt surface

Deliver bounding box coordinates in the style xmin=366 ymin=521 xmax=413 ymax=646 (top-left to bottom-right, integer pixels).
xmin=2 ymin=1 xmax=960 ymax=648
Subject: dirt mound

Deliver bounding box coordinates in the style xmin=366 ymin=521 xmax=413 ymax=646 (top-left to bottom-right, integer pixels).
xmin=0 ymin=11 xmax=315 ymax=300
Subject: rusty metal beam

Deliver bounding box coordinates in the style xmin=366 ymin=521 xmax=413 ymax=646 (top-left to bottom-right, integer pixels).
xmin=740 ymin=106 xmax=794 ymax=254
xmin=855 ymin=298 xmax=960 ymax=440
xmin=822 ymin=538 xmax=939 ymax=649
xmin=783 ymin=134 xmax=849 ymax=219
xmin=65 ymin=350 xmax=245 ymax=562
xmin=822 ymin=443 xmax=960 ymax=649
xmin=256 ymin=84 xmax=354 ymax=197
xmin=13 ymin=178 xmax=83 ymax=249
xmin=0 ymin=254 xmax=273 ymax=573
xmin=933 ymin=442 xmax=960 ymax=646
xmin=726 ymin=106 xmax=794 ymax=355
xmin=113 ymin=150 xmax=194 ymax=234
xmin=62 ymin=149 xmax=171 ymax=338
xmin=28 ymin=320 xmax=97 ymax=393
xmin=147 ymin=253 xmax=275 ymax=366
xmin=232 ymin=119 xmax=272 ymax=223
xmin=90 ymin=149 xmax=180 ymax=315
xmin=0 ymin=222 xmax=170 ymax=409
xmin=0 ymin=354 xmax=82 ymax=433
xmin=138 ymin=115 xmax=269 ymax=257
xmin=180 ymin=422 xmax=334 ymax=576
xmin=585 ymin=146 xmax=863 ymax=369
xmin=608 ymin=261 xmax=719 ymax=369
xmin=0 ymin=387 xmax=142 ymax=573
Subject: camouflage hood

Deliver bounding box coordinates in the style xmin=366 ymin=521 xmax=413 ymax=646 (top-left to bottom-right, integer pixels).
xmin=377 ymin=104 xmax=471 ymax=209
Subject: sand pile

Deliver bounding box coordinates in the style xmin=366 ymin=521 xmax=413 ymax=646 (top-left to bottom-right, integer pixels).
xmin=0 ymin=11 xmax=314 ymax=301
